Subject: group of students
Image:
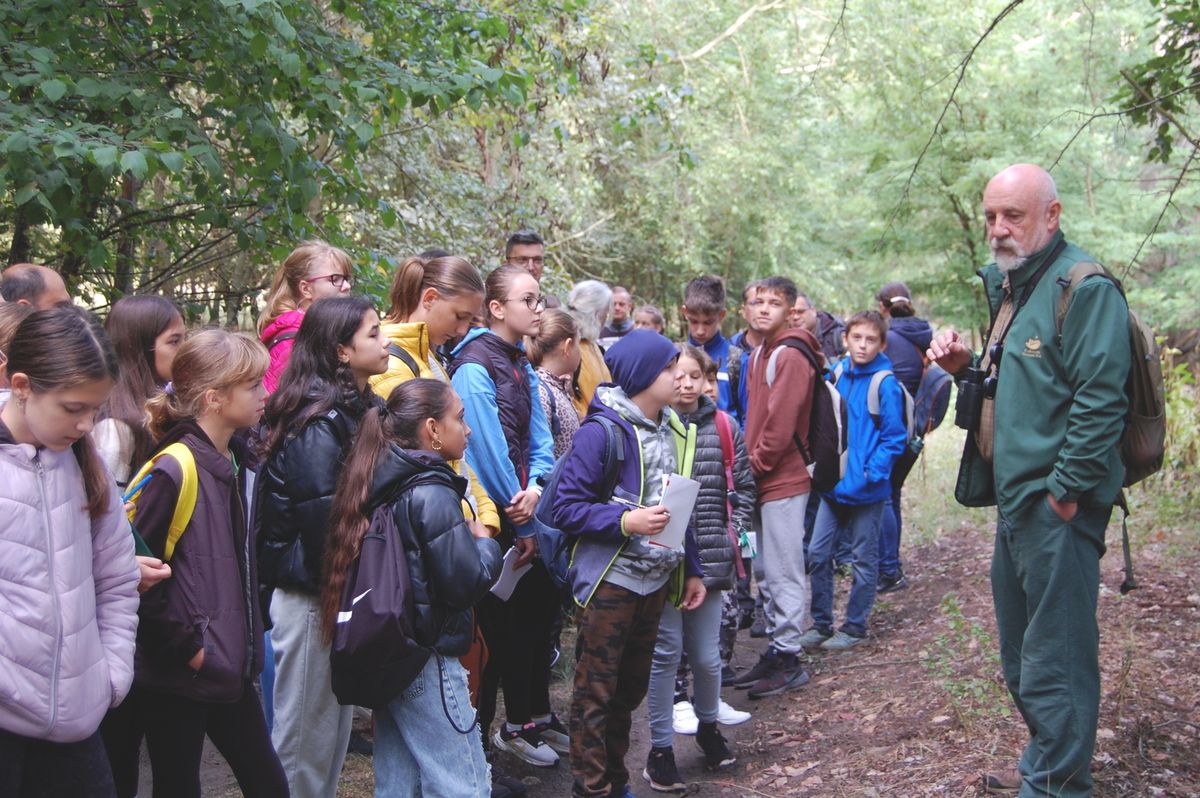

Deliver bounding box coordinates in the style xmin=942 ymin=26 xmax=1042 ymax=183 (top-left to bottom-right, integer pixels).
xmin=0 ymin=235 xmax=934 ymax=798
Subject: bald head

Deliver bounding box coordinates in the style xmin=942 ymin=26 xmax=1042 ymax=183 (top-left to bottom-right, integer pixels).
xmin=0 ymin=264 xmax=70 ymax=310
xmin=983 ymin=164 xmax=1062 ymax=272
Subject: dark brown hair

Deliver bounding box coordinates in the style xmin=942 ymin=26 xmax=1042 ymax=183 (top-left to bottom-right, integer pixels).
xmin=99 ymin=295 xmax=183 ymax=470
xmin=320 ymin=378 xmax=456 ymax=641
xmin=6 ymin=306 xmax=119 ymax=519
xmin=385 ymin=255 xmax=484 ymax=323
xmin=484 ymin=264 xmax=534 ymax=322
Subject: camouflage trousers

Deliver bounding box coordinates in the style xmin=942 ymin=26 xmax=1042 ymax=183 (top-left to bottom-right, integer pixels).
xmin=569 ymin=581 xmax=668 ymax=798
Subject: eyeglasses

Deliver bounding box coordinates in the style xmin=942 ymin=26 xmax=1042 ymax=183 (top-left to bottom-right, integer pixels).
xmin=506 ymin=294 xmax=547 ymax=312
xmin=304 ymin=273 xmax=352 ymax=288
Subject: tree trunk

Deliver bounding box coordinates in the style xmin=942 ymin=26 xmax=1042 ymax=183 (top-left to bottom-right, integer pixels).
xmin=8 ymin=206 xmax=31 ymax=265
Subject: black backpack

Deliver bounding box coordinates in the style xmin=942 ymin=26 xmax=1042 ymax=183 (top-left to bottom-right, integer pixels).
xmin=329 ymin=503 xmax=431 ymax=709
xmin=534 ymin=415 xmax=625 ymax=589
xmin=761 ymin=338 xmax=848 ymax=494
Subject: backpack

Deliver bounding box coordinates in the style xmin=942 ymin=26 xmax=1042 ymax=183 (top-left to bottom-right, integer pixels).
xmin=1055 ymin=264 xmax=1165 ymax=488
xmin=124 ymin=442 xmax=199 ymax=560
xmin=912 ymin=364 xmax=953 ymax=437
xmin=329 ymin=502 xmax=431 ymax=709
xmin=761 ymin=338 xmax=847 ymax=494
xmin=265 ymin=329 xmax=297 ymax=351
xmin=714 ymin=411 xmax=746 ymax=579
xmin=832 ymin=362 xmax=916 ymax=442
xmin=534 ymin=415 xmax=625 ymax=589
xmin=1056 ymin=264 xmax=1166 ymax=595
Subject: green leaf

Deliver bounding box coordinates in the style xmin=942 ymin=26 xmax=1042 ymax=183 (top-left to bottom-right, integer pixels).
xmin=5 ymin=132 xmax=32 ymax=154
xmin=120 ymin=150 xmax=149 ymax=179
xmin=91 ymin=144 xmax=119 ymax=168
xmin=14 ymin=182 xmax=38 ymax=205
xmin=159 ymin=151 xmax=185 ymax=173
xmin=250 ymin=33 xmax=269 ymax=59
xmin=40 ymin=79 xmax=68 ymax=102
xmin=280 ymin=52 xmax=301 ymax=78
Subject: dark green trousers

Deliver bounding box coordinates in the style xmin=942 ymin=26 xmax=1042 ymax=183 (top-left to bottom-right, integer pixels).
xmin=992 ymin=496 xmax=1111 ymax=798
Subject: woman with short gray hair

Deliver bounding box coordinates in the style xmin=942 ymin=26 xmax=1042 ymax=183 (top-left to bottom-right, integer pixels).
xmin=566 ymin=280 xmax=614 ymax=416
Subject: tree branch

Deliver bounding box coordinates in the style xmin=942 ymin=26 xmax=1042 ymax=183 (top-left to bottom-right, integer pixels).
xmin=677 ymin=1 xmax=787 ymax=63
xmin=877 ymin=0 xmax=1026 ymax=248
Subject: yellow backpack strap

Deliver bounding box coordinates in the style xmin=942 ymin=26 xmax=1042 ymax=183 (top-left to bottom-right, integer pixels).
xmin=124 ymin=443 xmax=198 ymax=562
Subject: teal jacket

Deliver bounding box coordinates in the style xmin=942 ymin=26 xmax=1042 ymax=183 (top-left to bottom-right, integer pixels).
xmin=960 ymin=231 xmax=1130 ymax=515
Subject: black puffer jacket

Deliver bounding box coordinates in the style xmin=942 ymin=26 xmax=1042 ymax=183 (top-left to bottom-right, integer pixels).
xmin=366 ymin=445 xmax=502 ymax=655
xmin=258 ymin=391 xmax=378 ymax=595
xmin=677 ymin=396 xmax=757 ymax=591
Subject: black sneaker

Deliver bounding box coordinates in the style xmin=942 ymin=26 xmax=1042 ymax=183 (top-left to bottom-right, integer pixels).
xmin=737 ymin=609 xmax=755 ymax=631
xmin=695 ymin=721 xmax=736 ymax=770
xmin=642 ymin=746 xmax=685 ymax=792
xmin=729 ymin=648 xmax=782 ymax=689
xmin=747 ymin=653 xmax=810 ymax=699
xmin=878 ymin=571 xmax=910 ymax=594
xmin=748 ymin=608 xmax=767 ymax=639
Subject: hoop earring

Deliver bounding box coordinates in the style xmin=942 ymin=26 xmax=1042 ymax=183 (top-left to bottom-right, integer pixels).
xmin=431 ymin=438 xmax=443 ymax=451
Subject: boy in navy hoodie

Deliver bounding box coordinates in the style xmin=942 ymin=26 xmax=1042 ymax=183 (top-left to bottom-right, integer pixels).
xmin=802 ymin=311 xmax=908 ymax=651
xmin=550 ymin=330 xmax=706 ymax=798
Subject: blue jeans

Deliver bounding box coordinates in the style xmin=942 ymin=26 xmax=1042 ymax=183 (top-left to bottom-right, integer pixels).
xmin=809 ymin=499 xmax=885 ymax=637
xmin=647 ymin=590 xmax=724 ymax=748
xmin=877 ymin=483 xmax=903 ymax=578
xmin=374 ymin=656 xmax=490 ymax=798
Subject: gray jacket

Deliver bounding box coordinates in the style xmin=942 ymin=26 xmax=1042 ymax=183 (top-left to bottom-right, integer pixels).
xmin=677 ymin=396 xmax=756 ymax=590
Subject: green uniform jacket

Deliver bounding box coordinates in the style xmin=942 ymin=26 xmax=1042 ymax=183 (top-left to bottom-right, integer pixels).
xmin=958 ymin=230 xmax=1131 ymax=516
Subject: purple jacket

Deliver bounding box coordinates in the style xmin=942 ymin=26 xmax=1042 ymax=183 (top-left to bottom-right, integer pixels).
xmin=550 ymin=396 xmax=703 ymax=607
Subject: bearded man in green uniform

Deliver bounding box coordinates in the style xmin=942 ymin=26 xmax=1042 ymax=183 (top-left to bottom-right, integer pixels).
xmin=929 ymin=163 xmax=1130 ymax=797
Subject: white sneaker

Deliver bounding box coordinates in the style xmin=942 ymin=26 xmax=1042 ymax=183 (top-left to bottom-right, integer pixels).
xmin=672 ymin=700 xmax=699 ymax=735
xmin=717 ymin=700 xmax=752 ymax=726
xmin=492 ymin=725 xmax=560 ymax=768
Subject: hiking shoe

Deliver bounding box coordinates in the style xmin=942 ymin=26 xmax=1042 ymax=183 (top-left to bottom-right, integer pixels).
xmin=749 ymin=608 xmax=767 ymax=638
xmin=491 ymin=773 xmax=528 ymax=798
xmin=982 ymin=767 xmax=1022 ymax=795
xmin=820 ymin=630 xmax=867 ymax=651
xmin=695 ymin=721 xmax=736 ymax=770
xmin=643 ymin=747 xmax=685 ymax=792
xmin=493 ymin=724 xmax=559 ymax=768
xmin=672 ymin=700 xmax=698 ymax=735
xmin=716 ymin=700 xmax=751 ymax=726
xmin=797 ymin=627 xmax=833 ymax=650
xmin=729 ymin=648 xmax=782 ymax=689
xmin=878 ymin=571 xmax=909 ymax=594
xmin=535 ymin=713 xmax=570 ymax=755
xmin=747 ymin=653 xmax=810 ymax=699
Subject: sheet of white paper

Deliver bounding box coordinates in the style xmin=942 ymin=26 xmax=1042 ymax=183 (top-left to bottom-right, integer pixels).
xmin=650 ymin=474 xmax=700 ymax=551
xmin=490 ymin=546 xmax=533 ymax=601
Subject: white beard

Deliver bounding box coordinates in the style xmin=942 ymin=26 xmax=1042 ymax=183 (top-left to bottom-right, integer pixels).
xmin=991 ymin=237 xmax=1028 ymax=273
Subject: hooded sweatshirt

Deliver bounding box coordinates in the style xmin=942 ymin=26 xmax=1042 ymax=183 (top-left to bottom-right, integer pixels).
xmin=260 ymin=309 xmax=305 ymax=395
xmin=745 ymin=326 xmax=822 ymax=503
xmin=884 ymin=315 xmax=934 ymax=397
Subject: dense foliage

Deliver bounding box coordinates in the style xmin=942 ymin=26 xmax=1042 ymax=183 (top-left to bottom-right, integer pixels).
xmin=2 ymin=0 xmax=1195 ymax=336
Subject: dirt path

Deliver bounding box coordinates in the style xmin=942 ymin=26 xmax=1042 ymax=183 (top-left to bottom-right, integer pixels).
xmin=196 ymin=513 xmax=1198 ymax=797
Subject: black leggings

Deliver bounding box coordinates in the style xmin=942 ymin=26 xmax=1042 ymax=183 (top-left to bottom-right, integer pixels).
xmin=134 ymin=683 xmax=287 ymax=798
xmin=0 ymin=727 xmax=116 ymax=798
xmin=477 ymin=559 xmax=560 ymax=729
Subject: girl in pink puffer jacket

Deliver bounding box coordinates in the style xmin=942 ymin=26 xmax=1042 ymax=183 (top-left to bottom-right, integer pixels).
xmin=0 ymin=305 xmax=140 ymax=797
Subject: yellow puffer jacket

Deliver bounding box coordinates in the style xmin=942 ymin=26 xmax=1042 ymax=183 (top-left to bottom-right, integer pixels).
xmin=370 ymin=321 xmax=501 ymax=532
xmin=572 ymin=339 xmax=612 ymax=418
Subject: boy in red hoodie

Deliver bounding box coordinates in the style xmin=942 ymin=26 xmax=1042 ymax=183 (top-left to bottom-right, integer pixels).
xmin=730 ymin=276 xmax=822 ymax=699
